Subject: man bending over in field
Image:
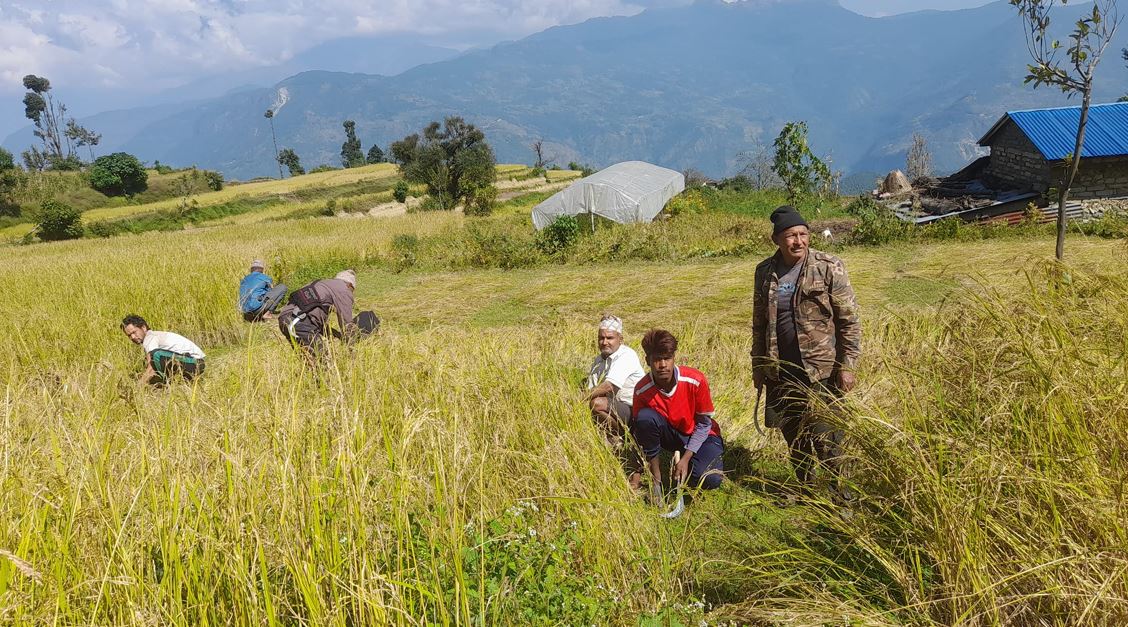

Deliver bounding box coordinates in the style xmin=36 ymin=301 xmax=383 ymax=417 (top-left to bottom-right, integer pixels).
xmin=121 ymin=314 xmax=206 ymax=385
xmin=277 ymin=269 xmax=358 ymax=359
xmin=584 ymin=314 xmax=646 ymax=488
xmin=238 ymin=259 xmax=288 ymax=322
xmin=632 ymin=329 xmax=724 ymax=492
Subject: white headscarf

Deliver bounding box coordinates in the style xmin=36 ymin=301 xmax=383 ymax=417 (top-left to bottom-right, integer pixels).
xmin=599 ymin=314 xmax=624 ymax=335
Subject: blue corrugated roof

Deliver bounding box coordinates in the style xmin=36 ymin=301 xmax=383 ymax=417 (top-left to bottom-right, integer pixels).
xmin=978 ymin=101 xmax=1128 ymax=160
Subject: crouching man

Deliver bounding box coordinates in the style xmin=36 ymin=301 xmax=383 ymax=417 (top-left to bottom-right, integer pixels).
xmin=238 ymin=259 xmax=288 ymax=322
xmin=584 ymin=314 xmax=646 ymax=487
xmin=277 ymin=269 xmax=358 ymax=360
xmin=121 ymin=314 xmax=206 ymax=385
xmin=631 ymin=329 xmax=724 ymax=491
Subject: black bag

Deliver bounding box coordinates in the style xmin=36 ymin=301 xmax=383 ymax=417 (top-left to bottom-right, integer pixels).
xmin=354 ymin=310 xmax=380 ymax=335
xmin=287 ymin=281 xmax=324 ymax=314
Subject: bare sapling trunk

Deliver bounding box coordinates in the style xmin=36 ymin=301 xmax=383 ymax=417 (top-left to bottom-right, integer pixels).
xmin=1056 ymin=87 xmax=1092 ymax=260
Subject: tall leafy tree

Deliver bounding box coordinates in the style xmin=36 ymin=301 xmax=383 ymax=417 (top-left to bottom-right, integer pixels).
xmin=264 ymin=109 xmax=283 ymax=178
xmin=340 ymin=120 xmax=365 ymax=168
xmin=22 ymin=75 xmax=72 ymax=163
xmin=1010 ymin=0 xmax=1123 ymax=259
xmin=394 ymin=117 xmax=497 ymax=210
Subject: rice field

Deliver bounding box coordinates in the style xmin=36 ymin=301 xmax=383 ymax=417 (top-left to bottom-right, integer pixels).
xmin=0 ymin=207 xmax=1126 ymax=624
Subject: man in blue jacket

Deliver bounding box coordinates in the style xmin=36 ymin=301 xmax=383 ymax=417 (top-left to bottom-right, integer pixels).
xmin=238 ymin=259 xmax=287 ymax=322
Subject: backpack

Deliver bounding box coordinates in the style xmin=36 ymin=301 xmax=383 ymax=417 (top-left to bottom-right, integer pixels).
xmin=287 ymin=280 xmax=325 ymax=314
xmin=355 ymin=310 xmax=380 ymax=335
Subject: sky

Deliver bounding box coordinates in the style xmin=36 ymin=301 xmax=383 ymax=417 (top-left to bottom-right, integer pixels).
xmin=0 ymin=0 xmax=995 ymax=140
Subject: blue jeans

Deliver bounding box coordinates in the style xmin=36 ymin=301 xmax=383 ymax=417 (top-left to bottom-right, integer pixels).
xmin=631 ymin=408 xmax=724 ymax=489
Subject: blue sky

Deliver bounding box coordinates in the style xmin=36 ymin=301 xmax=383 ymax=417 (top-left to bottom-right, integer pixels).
xmin=0 ymin=0 xmax=995 ymax=139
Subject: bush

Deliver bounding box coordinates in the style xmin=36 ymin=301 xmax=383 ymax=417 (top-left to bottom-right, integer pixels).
xmin=152 ymin=160 xmax=174 ymax=175
xmin=845 ymin=195 xmax=909 ymax=245
xmin=309 ymin=164 xmax=339 ymax=174
xmin=419 ymin=193 xmax=455 ymax=212
xmin=203 ymin=170 xmax=224 ymax=191
xmin=393 ymin=181 xmax=409 ymax=204
xmin=47 ymin=154 xmax=84 ymax=171
xmin=665 ymin=188 xmax=709 ymax=217
xmin=89 ymin=153 xmax=148 ymax=197
xmin=536 ymin=215 xmax=581 ymax=255
xmin=464 ymin=185 xmax=498 ymax=217
xmin=35 ymin=199 xmax=84 ymax=241
xmin=390 ymin=234 xmax=419 ymax=272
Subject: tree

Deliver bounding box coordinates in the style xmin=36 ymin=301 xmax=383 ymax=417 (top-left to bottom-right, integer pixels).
xmin=1121 ymin=47 xmax=1128 ymax=101
xmin=531 ymin=139 xmax=553 ymax=169
xmin=340 ymin=120 xmax=365 ymax=168
xmin=21 ymin=147 xmax=47 ymax=172
xmin=264 ymin=109 xmax=284 ymax=178
xmin=394 ymin=117 xmax=497 ymax=211
xmin=736 ymin=144 xmax=782 ymax=190
xmin=772 ymin=121 xmax=832 ymax=205
xmin=89 ymin=153 xmax=148 ymax=197
xmin=64 ymin=119 xmax=101 ymax=162
xmin=0 ymin=148 xmax=21 ymax=217
xmin=366 ymin=144 xmax=386 ymax=164
xmin=905 ymin=133 xmax=933 ymax=182
xmin=1010 ymin=0 xmax=1123 ymax=260
xmin=277 ymin=148 xmax=304 ymax=177
xmin=21 ymin=73 xmax=77 ymax=164
xmin=390 ymin=134 xmax=419 ymax=165
xmin=35 ymin=200 xmax=83 ymax=241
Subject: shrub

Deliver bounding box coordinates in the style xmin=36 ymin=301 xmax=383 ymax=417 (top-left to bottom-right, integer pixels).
xmin=537 ymin=215 xmax=580 ymax=255
xmin=47 ymin=154 xmax=84 ymax=171
xmin=390 ymin=233 xmax=419 ymax=272
xmin=845 ymin=195 xmax=909 ymax=245
xmin=393 ymin=181 xmax=409 ymax=204
xmin=464 ymin=185 xmax=498 ymax=217
xmin=309 ymin=164 xmax=339 ymax=174
xmin=202 ymin=170 xmax=224 ymax=191
xmin=89 ymin=152 xmax=148 ymax=197
xmin=152 ymin=160 xmax=174 ymax=175
xmin=665 ymin=188 xmax=709 ymax=217
xmin=419 ymin=193 xmax=455 ymax=212
xmin=35 ymin=199 xmax=84 ymax=241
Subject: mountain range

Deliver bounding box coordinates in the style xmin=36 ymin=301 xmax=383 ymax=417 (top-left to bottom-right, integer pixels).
xmin=4 ymin=0 xmax=1126 ymax=180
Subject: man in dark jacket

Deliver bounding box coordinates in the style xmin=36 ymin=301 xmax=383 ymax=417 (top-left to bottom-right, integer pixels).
xmin=752 ymin=206 xmax=861 ymax=499
xmin=278 ymin=269 xmax=357 ymax=358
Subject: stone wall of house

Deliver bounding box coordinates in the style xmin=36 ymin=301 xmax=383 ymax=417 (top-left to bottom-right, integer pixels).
xmin=983 ymin=122 xmax=1053 ymax=191
xmin=1056 ymin=158 xmax=1128 ymax=200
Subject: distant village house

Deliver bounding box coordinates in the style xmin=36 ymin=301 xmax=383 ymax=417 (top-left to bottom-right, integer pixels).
xmin=978 ymin=101 xmax=1128 ymax=200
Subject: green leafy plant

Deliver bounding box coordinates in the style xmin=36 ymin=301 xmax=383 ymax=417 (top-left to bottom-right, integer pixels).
xmin=35 ymin=199 xmax=83 ymax=240
xmin=536 ymin=214 xmax=581 ymax=255
xmin=89 ymin=152 xmax=148 ymax=197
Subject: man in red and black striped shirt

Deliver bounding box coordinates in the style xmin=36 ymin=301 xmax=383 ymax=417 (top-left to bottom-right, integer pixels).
xmin=631 ymin=329 xmax=724 ymax=490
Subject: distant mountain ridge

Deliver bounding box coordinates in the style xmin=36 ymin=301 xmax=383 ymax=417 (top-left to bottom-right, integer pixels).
xmin=4 ymin=0 xmax=1126 ymax=180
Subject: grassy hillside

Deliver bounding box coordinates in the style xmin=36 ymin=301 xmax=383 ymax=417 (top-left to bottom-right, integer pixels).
xmin=0 ymin=195 xmax=1125 ymax=624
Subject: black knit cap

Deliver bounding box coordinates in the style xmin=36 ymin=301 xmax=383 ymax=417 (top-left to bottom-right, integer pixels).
xmin=770 ymin=205 xmax=808 ymax=236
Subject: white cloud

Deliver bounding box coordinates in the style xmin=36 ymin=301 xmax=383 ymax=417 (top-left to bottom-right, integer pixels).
xmin=0 ymin=0 xmax=660 ymax=101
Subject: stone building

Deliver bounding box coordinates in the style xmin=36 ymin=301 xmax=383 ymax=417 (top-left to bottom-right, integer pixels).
xmin=978 ymin=101 xmax=1128 ymax=200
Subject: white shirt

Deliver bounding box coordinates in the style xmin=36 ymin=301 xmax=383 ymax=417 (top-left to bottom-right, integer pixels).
xmin=142 ymin=330 xmax=206 ymax=359
xmin=587 ymin=344 xmax=645 ymax=411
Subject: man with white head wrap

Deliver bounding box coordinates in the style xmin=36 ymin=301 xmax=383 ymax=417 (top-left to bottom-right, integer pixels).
xmin=585 ymin=314 xmax=647 ymax=487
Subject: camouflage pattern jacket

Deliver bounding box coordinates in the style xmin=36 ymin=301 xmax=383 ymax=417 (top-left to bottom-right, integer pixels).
xmin=751 ymin=249 xmax=861 ymax=382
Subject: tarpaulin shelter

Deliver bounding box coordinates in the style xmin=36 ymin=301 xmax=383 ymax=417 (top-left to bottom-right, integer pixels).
xmin=531 ymin=161 xmax=685 ymax=230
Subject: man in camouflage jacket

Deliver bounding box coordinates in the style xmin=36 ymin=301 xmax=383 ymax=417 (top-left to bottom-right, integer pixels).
xmin=752 ymin=206 xmax=861 ymax=496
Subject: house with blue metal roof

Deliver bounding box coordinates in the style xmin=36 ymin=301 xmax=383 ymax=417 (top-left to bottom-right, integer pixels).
xmin=977 ymin=101 xmax=1128 ymax=200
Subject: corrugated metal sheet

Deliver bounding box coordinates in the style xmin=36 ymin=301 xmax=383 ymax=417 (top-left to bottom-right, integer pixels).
xmin=978 ymin=102 xmax=1128 ymax=160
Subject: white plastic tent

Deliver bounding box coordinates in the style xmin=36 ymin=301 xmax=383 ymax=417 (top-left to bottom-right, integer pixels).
xmin=531 ymin=161 xmax=685 ymax=230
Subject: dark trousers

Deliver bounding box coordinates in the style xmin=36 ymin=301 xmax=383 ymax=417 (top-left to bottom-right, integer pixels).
xmin=631 ymin=408 xmax=724 ymax=489
xmin=150 ymin=350 xmax=205 ymax=384
xmin=244 ymin=285 xmax=288 ymax=321
xmin=278 ymin=313 xmax=325 ymax=355
xmin=766 ymin=373 xmax=844 ymax=486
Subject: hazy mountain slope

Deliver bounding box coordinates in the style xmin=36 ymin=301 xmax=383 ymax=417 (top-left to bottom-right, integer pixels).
xmin=6 ymin=0 xmax=1126 ymax=179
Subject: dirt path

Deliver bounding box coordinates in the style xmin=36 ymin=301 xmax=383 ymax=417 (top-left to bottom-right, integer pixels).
xmin=361 ymin=179 xmax=572 ymax=219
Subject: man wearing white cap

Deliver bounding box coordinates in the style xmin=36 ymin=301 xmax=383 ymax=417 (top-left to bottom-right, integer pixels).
xmin=277 ymin=269 xmax=358 ymax=356
xmin=585 ymin=314 xmax=646 ymax=486
xmin=238 ymin=259 xmax=287 ymax=322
